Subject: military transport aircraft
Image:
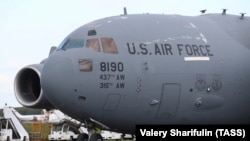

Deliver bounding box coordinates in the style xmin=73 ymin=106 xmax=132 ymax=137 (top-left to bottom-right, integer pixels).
xmin=14 ymin=9 xmax=250 ymax=141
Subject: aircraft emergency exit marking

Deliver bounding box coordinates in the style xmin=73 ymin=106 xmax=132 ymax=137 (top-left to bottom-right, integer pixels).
xmin=127 ymin=42 xmax=214 ymax=57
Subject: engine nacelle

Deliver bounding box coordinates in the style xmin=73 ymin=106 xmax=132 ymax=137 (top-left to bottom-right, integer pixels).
xmin=14 ymin=64 xmax=55 ymax=109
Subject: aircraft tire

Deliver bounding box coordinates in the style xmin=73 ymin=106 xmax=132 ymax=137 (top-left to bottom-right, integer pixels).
xmin=77 ymin=133 xmax=89 ymax=141
xmin=89 ymin=133 xmax=103 ymax=141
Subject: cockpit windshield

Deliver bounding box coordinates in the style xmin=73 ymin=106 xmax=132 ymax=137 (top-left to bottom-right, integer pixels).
xmin=58 ymin=39 xmax=84 ymax=50
xmin=57 ymin=37 xmax=118 ymax=54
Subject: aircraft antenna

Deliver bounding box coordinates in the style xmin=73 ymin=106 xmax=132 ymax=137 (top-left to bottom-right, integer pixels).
xmin=240 ymin=13 xmax=246 ymax=19
xmin=124 ymin=7 xmax=127 ymax=15
xmin=200 ymin=9 xmax=207 ymax=14
xmin=222 ymin=9 xmax=227 ymax=15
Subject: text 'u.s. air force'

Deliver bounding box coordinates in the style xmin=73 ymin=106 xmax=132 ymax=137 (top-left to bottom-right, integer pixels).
xmin=127 ymin=42 xmax=214 ymax=57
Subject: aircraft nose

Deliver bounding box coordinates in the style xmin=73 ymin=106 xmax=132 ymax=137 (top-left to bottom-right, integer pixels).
xmin=41 ymin=54 xmax=76 ymax=107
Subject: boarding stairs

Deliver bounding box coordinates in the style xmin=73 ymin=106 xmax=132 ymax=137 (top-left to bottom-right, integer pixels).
xmin=0 ymin=106 xmax=29 ymax=141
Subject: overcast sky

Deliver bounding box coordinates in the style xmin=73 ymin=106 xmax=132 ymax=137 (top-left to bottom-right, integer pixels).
xmin=0 ymin=0 xmax=249 ymax=107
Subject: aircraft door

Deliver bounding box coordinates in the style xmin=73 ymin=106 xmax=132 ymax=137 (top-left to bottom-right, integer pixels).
xmin=156 ymin=83 xmax=181 ymax=118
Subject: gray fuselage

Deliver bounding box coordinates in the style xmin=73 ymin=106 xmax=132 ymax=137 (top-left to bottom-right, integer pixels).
xmin=15 ymin=13 xmax=250 ymax=134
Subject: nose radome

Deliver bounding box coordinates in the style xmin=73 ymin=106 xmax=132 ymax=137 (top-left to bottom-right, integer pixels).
xmin=41 ymin=54 xmax=76 ymax=107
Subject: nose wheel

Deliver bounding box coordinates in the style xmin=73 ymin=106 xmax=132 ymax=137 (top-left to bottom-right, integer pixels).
xmin=77 ymin=133 xmax=103 ymax=141
xmin=77 ymin=133 xmax=89 ymax=141
xmin=89 ymin=133 xmax=103 ymax=141
xmin=77 ymin=120 xmax=104 ymax=141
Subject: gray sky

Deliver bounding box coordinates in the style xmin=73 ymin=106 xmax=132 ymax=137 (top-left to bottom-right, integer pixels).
xmin=0 ymin=0 xmax=249 ymax=107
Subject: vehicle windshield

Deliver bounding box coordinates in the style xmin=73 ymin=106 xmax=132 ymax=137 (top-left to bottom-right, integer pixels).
xmin=58 ymin=38 xmax=84 ymax=50
xmin=54 ymin=125 xmax=63 ymax=131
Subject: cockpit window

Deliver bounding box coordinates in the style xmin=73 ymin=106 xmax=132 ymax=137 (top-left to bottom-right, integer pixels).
xmin=59 ymin=39 xmax=84 ymax=50
xmin=86 ymin=39 xmax=100 ymax=52
xmin=101 ymin=38 xmax=118 ymax=54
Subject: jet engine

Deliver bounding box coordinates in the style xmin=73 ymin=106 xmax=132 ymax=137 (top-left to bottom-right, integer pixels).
xmin=14 ymin=64 xmax=55 ymax=109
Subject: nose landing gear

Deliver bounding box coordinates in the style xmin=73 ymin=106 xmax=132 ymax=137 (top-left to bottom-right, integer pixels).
xmin=76 ymin=120 xmax=103 ymax=141
xmin=89 ymin=133 xmax=103 ymax=141
xmin=77 ymin=132 xmax=103 ymax=141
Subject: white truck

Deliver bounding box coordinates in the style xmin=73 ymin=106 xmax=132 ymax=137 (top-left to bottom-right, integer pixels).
xmin=48 ymin=123 xmax=78 ymax=141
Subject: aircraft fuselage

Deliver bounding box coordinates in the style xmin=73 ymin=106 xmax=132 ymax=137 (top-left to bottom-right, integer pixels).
xmin=15 ymin=13 xmax=250 ymax=134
